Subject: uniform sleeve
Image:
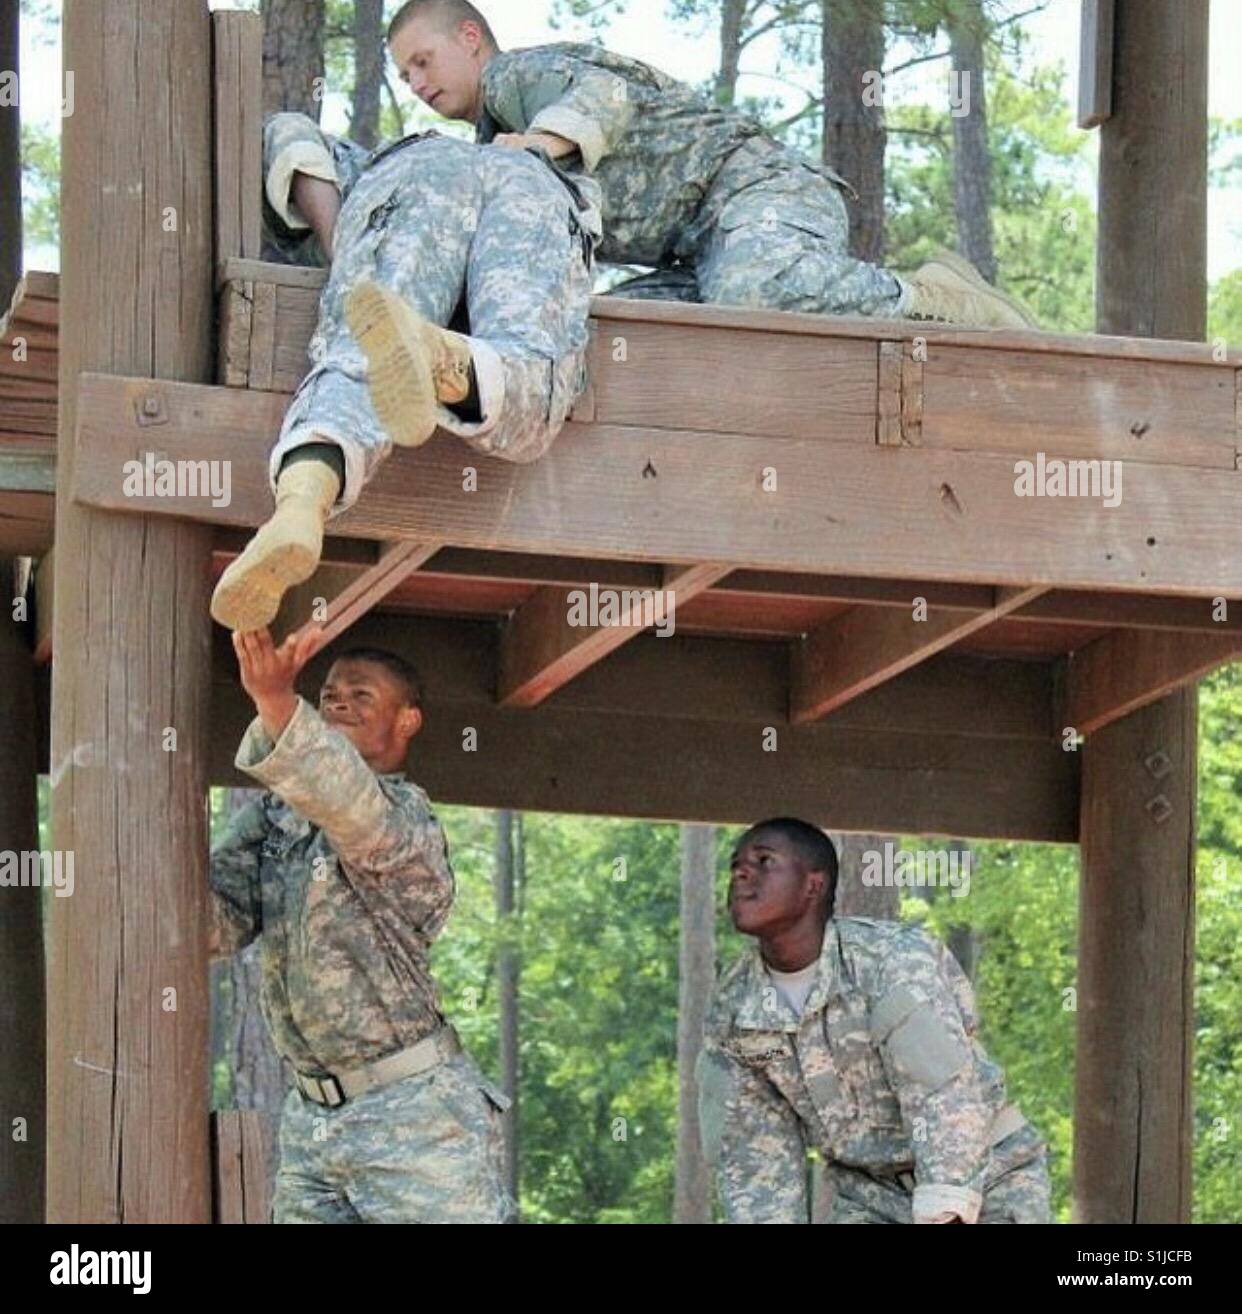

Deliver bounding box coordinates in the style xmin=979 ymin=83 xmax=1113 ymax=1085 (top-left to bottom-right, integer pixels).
xmin=870 ymin=934 xmax=992 ymax=1223
xmin=696 ymin=1035 xmax=809 ymax=1224
xmin=263 ymin=111 xmax=373 ymax=230
xmin=208 ymin=796 xmax=268 ymax=959
xmin=483 ymin=51 xmax=636 ymax=172
xmin=235 ymin=698 xmax=454 ymax=925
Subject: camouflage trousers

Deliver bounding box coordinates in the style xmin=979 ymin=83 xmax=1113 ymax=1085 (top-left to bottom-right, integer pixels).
xmin=611 ymin=137 xmax=905 ymax=317
xmin=272 ymin=1052 xmax=515 ymax=1224
xmin=827 ymin=1124 xmax=1053 ymax=1224
xmin=269 ymin=136 xmax=595 ymax=513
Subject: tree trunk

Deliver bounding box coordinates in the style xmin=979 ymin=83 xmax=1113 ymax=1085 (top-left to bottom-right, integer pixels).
xmin=947 ymin=0 xmax=997 ymax=283
xmin=822 ymin=0 xmax=886 ymax=263
xmin=833 ymin=832 xmax=899 ymax=919
xmin=0 ymin=558 xmax=43 ymax=1223
xmin=494 ymin=809 xmax=520 ymax=1215
xmin=674 ymin=823 xmax=716 ymax=1222
xmin=716 ymin=0 xmax=748 ymax=106
xmin=0 ymin=0 xmax=20 ymax=311
xmin=261 ymin=0 xmax=326 ymax=121
xmin=352 ymin=0 xmax=384 ymax=148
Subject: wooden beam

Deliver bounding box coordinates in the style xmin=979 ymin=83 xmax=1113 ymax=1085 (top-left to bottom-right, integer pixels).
xmin=209 ymin=618 xmax=1079 ymax=842
xmin=211 ymin=10 xmax=262 ymax=266
xmin=497 ymin=562 xmax=730 ymax=708
xmin=218 ymin=617 xmax=1061 ymax=741
xmin=1075 ymin=690 xmax=1195 ymax=1220
xmin=1075 ymin=0 xmax=1209 ymax=1225
xmin=1063 ymin=629 xmax=1241 ymax=737
xmin=1077 ymin=0 xmax=1115 ymax=129
xmin=33 ymin=547 xmax=53 ymax=664
xmin=211 ymin=1111 xmax=276 ymax=1224
xmin=47 ymin=0 xmax=214 ymax=1225
xmin=289 ymin=540 xmax=441 ymax=658
xmin=0 ymin=552 xmax=45 ymax=1223
xmin=791 ymin=585 xmax=1048 ymax=722
xmin=72 ymin=374 xmax=1242 ymax=598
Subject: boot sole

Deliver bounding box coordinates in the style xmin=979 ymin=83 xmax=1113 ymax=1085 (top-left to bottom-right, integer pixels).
xmin=345 ymin=282 xmax=440 ymax=448
xmin=924 ymin=249 xmax=1040 ymax=328
xmin=210 ymin=538 xmax=320 ymax=633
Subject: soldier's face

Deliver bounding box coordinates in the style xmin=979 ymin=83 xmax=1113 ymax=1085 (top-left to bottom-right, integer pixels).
xmin=319 ymin=659 xmax=422 ymax=771
xmin=390 ymin=17 xmax=488 ymax=123
xmin=729 ymin=833 xmax=823 ymax=937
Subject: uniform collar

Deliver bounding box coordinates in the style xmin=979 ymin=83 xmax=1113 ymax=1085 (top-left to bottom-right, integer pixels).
xmin=733 ymin=920 xmax=842 ymax=1030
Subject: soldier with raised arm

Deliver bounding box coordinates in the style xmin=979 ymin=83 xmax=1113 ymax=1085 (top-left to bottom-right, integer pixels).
xmin=210 ymin=627 xmax=513 ymax=1223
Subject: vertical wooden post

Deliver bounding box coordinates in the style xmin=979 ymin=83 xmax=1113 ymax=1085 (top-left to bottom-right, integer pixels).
xmin=48 ymin=0 xmax=215 ymax=1222
xmin=0 ymin=559 xmax=44 ymax=1223
xmin=1075 ymin=0 xmax=1207 ymax=1223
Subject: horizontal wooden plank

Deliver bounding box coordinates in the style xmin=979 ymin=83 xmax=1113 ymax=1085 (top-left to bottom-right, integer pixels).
xmin=74 ymin=373 xmax=1242 ymax=598
xmin=588 ymin=293 xmax=1240 ymax=367
xmin=209 ymin=615 xmax=1077 ymax=839
xmin=1064 ymin=629 xmax=1242 ymax=736
xmin=218 ymin=257 xmax=326 ymax=291
xmin=921 ymin=347 xmax=1236 ymax=469
xmin=591 ymin=320 xmax=878 ymax=441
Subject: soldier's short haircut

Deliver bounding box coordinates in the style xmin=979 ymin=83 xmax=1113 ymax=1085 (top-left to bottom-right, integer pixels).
xmin=387 ymin=0 xmax=500 ymax=51
xmin=743 ymin=817 xmax=839 ymax=915
xmin=332 ymin=647 xmax=424 ymax=710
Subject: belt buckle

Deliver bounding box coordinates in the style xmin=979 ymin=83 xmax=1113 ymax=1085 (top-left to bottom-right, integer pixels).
xmin=299 ymin=1071 xmax=346 ymax=1108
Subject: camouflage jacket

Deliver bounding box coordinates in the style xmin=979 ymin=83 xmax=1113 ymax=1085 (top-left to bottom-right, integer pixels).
xmin=260 ymin=109 xmax=602 ymax=268
xmin=476 ymin=42 xmax=849 ymax=268
xmin=698 ymin=917 xmax=1029 ymax=1224
xmin=209 ymin=697 xmax=455 ymax=1075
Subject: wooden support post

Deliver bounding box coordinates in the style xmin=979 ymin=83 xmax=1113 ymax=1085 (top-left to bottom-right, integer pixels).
xmin=1073 ymin=0 xmax=1208 ymax=1224
xmin=47 ymin=0 xmax=215 ymax=1223
xmin=1074 ymin=694 xmax=1195 ymax=1221
xmin=0 ymin=557 xmax=44 ymax=1223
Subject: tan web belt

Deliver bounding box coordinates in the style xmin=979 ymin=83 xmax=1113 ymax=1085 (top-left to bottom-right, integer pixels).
xmin=293 ymin=1026 xmax=462 ymax=1109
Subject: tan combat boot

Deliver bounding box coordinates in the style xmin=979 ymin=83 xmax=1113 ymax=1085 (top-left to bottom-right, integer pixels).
xmin=897 ymin=249 xmax=1039 ymax=329
xmin=209 ymin=459 xmax=340 ymax=632
xmin=345 ymin=281 xmax=474 ymax=448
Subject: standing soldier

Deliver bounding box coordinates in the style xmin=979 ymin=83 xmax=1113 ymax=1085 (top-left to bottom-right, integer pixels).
xmin=387 ymin=0 xmax=1037 ymax=327
xmin=210 ymin=626 xmax=514 ymax=1223
xmin=209 ymin=108 xmax=600 ymax=632
xmin=698 ymin=818 xmax=1052 ymax=1223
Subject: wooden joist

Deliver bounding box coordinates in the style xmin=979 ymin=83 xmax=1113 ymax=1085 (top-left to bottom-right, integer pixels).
xmin=791 ymin=584 xmax=1048 ymax=723
xmin=1064 ymin=628 xmax=1242 ymax=737
xmin=497 ymin=562 xmax=730 ymax=708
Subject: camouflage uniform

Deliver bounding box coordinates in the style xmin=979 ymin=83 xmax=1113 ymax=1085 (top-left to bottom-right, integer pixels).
xmin=210 ymin=696 xmax=513 ymax=1224
xmin=261 ymin=112 xmax=600 ymax=514
xmin=477 ymin=43 xmax=905 ymax=316
xmin=697 ymin=917 xmax=1052 ymax=1224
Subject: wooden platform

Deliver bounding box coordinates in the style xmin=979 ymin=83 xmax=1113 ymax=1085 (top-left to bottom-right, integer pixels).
xmin=4 ymin=259 xmax=1242 ymax=837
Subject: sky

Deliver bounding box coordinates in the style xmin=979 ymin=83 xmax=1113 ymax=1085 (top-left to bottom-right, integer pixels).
xmin=15 ymin=0 xmax=1242 ymax=279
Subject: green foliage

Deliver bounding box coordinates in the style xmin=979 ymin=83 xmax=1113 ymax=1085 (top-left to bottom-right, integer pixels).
xmin=19 ymin=121 xmax=60 ymax=251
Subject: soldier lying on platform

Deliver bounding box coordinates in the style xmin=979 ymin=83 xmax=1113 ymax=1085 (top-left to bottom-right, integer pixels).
xmin=209 ymin=105 xmax=600 ymax=633
xmin=698 ymin=817 xmax=1052 ymax=1224
xmin=209 ymin=626 xmax=513 ymax=1223
xmin=387 ymin=0 xmax=1038 ymax=326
